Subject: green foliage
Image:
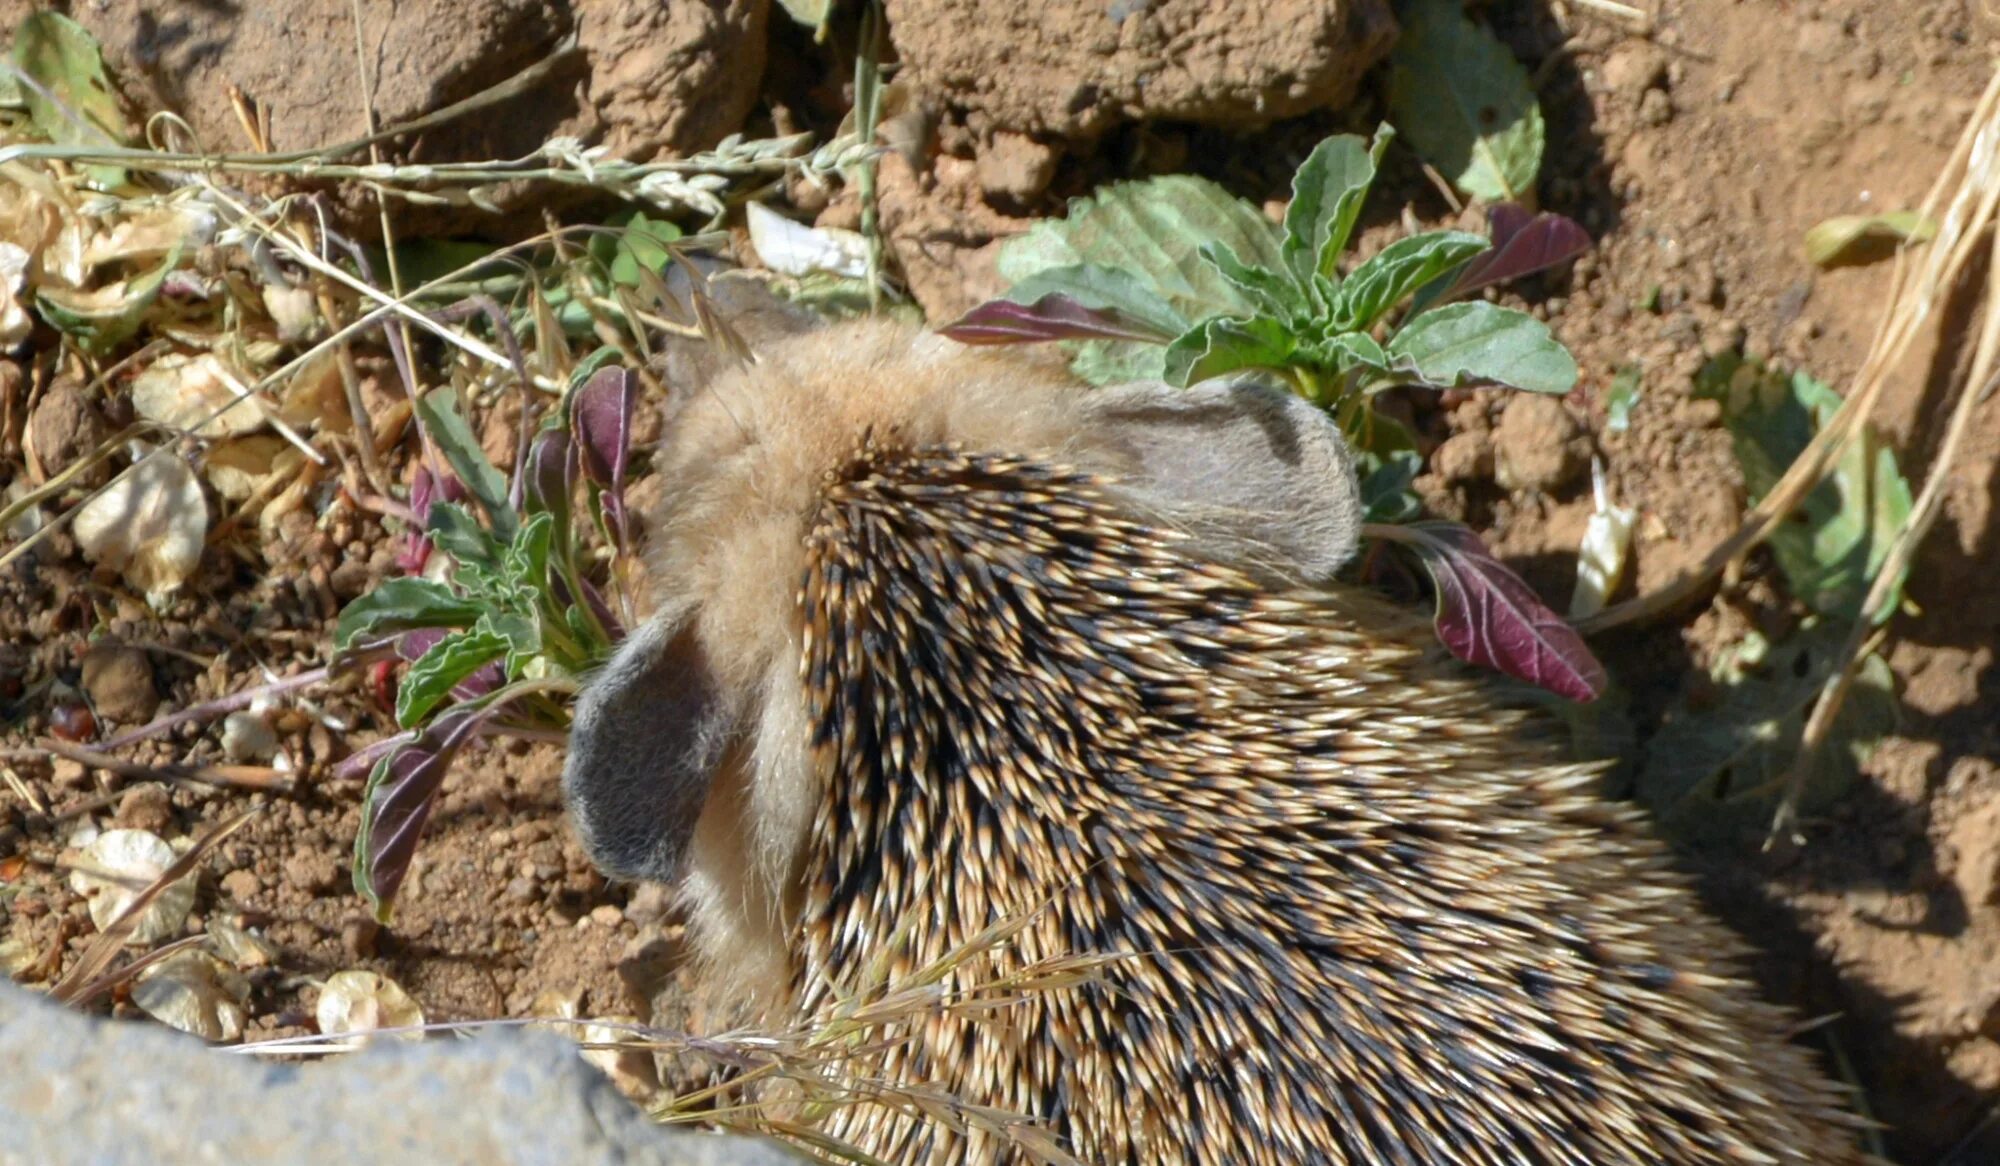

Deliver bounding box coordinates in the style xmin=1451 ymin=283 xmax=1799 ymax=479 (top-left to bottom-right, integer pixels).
xmin=1638 ymin=620 xmax=1897 ymax=841
xmin=963 ymin=126 xmax=1581 ymax=524
xmin=1693 ymin=353 xmax=1913 ymax=622
xmin=1386 ymin=0 xmax=1544 ymax=202
xmin=11 ymin=12 xmax=130 ymax=187
xmin=335 ymin=367 xmax=637 ymax=919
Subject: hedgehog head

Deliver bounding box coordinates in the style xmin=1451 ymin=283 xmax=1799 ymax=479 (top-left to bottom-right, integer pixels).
xmin=562 ymin=315 xmax=1364 ymax=996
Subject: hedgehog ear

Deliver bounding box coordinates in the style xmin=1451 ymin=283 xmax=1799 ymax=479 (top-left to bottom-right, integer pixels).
xmin=562 ymin=614 xmax=737 ymax=886
xmin=1081 ymin=375 xmax=1365 ymax=581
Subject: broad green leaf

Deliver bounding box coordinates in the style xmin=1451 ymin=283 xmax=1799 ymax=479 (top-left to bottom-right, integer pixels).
xmin=1638 ymin=621 xmax=1896 ymax=841
xmin=1387 ymin=0 xmax=1544 ymax=202
xmin=1385 ymin=301 xmax=1576 ymax=393
xmin=1334 ymin=230 xmax=1489 ymax=331
xmin=34 ymin=247 xmax=179 ymax=353
xmin=1072 ymin=340 xmax=1170 ymax=385
xmin=415 ymin=390 xmax=517 ymax=542
xmin=997 ymin=174 xmax=1282 ymax=324
xmin=1315 ymin=331 xmax=1390 ymax=377
xmin=13 ymin=13 xmax=128 ymax=187
xmin=1281 ymin=127 xmax=1394 ymax=286
xmin=1197 ymin=242 xmax=1303 ymax=320
xmin=503 ymin=513 xmax=556 ymax=594
xmin=1692 ymin=354 xmax=1913 ymax=620
xmin=334 ymin=577 xmax=485 ymax=650
xmin=1804 ymin=210 xmax=1936 ymax=268
xmin=609 ymin=213 xmax=682 ymax=287
xmin=1162 ymin=316 xmax=1298 ymax=387
xmin=1002 ymin=264 xmax=1189 ymax=336
xmin=396 ymin=626 xmax=507 ymax=729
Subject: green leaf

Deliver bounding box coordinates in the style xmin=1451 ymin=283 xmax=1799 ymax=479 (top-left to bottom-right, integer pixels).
xmin=1803 ymin=210 xmax=1937 ymax=268
xmin=33 ymin=246 xmax=180 ymax=354
xmin=1387 ymin=0 xmax=1544 ymax=202
xmin=1162 ymin=317 xmax=1298 ymax=387
xmin=609 ymin=213 xmax=682 ymax=287
xmin=1692 ymin=355 xmax=1913 ymax=620
xmin=1198 ymin=243 xmax=1303 ymax=320
xmin=1355 ymin=417 xmax=1423 ymax=524
xmin=13 ymin=13 xmax=129 ymax=188
xmin=1604 ymin=364 xmax=1642 ymax=432
xmin=1637 ymin=621 xmax=1896 ymax=842
xmin=396 ymin=627 xmax=508 ymax=729
xmin=998 ymin=175 xmax=1284 ymax=309
xmin=1333 ymin=230 xmax=1489 ymax=331
xmin=1315 ymin=331 xmax=1391 ymax=378
xmin=1003 ymin=264 xmax=1190 ymax=337
xmin=1281 ymin=127 xmax=1394 ymax=286
xmin=1385 ymin=301 xmax=1577 ymax=394
xmin=335 ymin=577 xmax=485 ymax=650
xmin=415 ymin=390 xmax=517 ymax=542
xmin=998 ymin=174 xmax=1284 ymax=384
xmin=503 ymin=513 xmax=556 ymax=594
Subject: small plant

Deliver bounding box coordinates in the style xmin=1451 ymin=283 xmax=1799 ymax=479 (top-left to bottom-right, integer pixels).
xmin=332 ymin=364 xmax=637 ymax=919
xmin=943 ymin=127 xmax=1603 ymax=701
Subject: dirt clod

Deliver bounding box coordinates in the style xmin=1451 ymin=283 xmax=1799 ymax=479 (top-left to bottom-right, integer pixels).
xmin=112 ymin=786 xmax=174 ymax=835
xmin=25 ymin=381 xmax=109 ymax=488
xmin=1492 ymin=395 xmax=1587 ymax=494
xmin=79 ymin=646 xmax=158 ymax=727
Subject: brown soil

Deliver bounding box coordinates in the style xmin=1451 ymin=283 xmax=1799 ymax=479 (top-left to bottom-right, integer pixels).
xmin=3 ymin=1 xmax=1999 ymax=1162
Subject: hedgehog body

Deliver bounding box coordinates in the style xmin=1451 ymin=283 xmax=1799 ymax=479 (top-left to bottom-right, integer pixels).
xmin=564 ymin=318 xmax=1864 ymax=1164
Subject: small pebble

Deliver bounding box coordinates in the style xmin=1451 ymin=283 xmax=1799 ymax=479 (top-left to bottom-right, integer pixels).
xmin=341 ymin=916 xmax=380 ymax=960
xmin=80 ymin=646 xmax=159 ymax=727
xmin=112 ymin=785 xmax=174 ymax=834
xmin=219 ymin=869 xmax=262 ymax=902
xmin=589 ymin=904 xmax=624 ymax=928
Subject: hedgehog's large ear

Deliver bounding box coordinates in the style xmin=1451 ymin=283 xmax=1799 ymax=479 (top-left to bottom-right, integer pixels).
xmin=1080 ymin=375 xmax=1365 ymax=581
xmin=562 ymin=613 xmax=738 ymax=885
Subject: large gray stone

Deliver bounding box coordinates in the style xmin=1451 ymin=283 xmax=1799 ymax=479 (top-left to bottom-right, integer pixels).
xmin=0 ymin=983 xmax=801 ymax=1166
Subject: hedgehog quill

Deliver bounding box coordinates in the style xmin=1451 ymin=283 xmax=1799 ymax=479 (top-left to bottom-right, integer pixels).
xmin=564 ymin=315 xmax=1866 ymax=1164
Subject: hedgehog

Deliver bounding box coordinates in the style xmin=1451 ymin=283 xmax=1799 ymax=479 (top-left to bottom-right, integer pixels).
xmin=562 ymin=312 xmax=1867 ymax=1164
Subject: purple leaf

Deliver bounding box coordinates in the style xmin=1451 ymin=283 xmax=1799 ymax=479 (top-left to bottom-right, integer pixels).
xmin=334 ymin=729 xmax=415 ymax=783
xmin=524 ymin=427 xmax=574 ymax=537
xmin=394 ymin=628 xmax=449 ymax=661
xmin=1434 ymin=205 xmax=1592 ymax=307
xmin=939 ymin=294 xmax=1177 ymax=346
xmin=572 ymin=367 xmax=633 ymax=488
xmin=395 ymin=467 xmax=469 ymax=574
xmin=572 ymin=367 xmax=635 ymax=549
xmin=353 ymin=704 xmax=495 ymax=919
xmin=578 ymin=575 xmax=625 ymax=645
xmin=1386 ymin=522 xmax=1607 ymax=702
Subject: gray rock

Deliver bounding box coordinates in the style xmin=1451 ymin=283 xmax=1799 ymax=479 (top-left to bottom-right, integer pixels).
xmin=0 ymin=983 xmax=802 ymax=1166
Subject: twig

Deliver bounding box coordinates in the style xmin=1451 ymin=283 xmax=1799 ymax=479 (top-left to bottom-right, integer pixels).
xmin=30 ymin=739 xmax=294 ymax=794
xmin=99 ymin=665 xmax=330 ymax=751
